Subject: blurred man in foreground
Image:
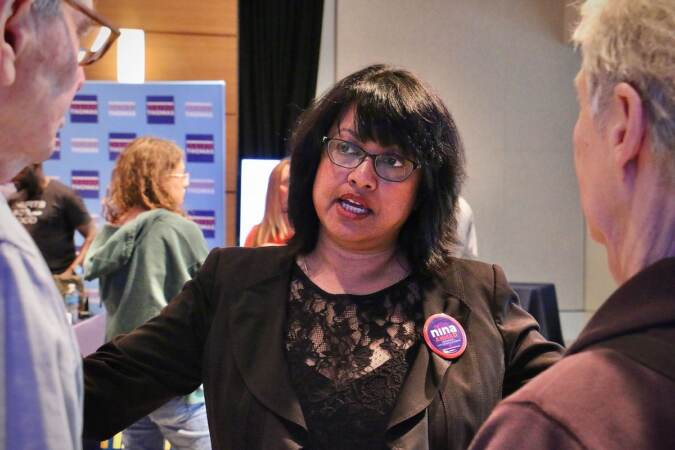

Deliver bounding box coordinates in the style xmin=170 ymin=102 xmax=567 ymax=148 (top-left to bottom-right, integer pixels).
xmin=471 ymin=0 xmax=675 ymax=448
xmin=0 ymin=0 xmax=117 ymax=448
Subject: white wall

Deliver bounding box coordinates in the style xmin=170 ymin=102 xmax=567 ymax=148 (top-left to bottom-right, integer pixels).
xmin=316 ymin=0 xmax=336 ymax=98
xmin=333 ymin=0 xmax=585 ymax=328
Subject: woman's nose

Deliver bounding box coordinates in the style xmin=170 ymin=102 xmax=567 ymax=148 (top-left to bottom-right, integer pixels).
xmin=347 ymin=156 xmax=377 ymax=190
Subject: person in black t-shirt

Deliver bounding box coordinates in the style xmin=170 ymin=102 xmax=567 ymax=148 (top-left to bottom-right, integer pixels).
xmin=10 ymin=163 xmax=96 ymax=278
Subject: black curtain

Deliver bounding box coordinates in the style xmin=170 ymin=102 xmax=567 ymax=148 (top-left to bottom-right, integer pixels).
xmin=239 ymin=0 xmax=325 ymax=159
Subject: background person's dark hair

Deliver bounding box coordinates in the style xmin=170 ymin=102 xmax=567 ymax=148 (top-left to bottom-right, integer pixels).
xmin=12 ymin=164 xmax=44 ymax=200
xmin=287 ymin=64 xmax=465 ymax=276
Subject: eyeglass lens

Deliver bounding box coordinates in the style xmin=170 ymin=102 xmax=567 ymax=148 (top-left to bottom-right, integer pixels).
xmin=77 ymin=26 xmax=113 ymax=64
xmin=326 ymin=139 xmax=415 ymax=182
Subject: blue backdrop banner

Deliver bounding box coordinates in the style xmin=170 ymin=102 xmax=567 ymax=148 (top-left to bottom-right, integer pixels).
xmin=44 ymin=81 xmax=226 ymax=313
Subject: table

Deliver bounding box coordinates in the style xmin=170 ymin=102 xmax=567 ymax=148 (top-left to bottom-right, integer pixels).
xmin=510 ymin=282 xmax=565 ymax=346
xmin=73 ymin=312 xmax=106 ymax=357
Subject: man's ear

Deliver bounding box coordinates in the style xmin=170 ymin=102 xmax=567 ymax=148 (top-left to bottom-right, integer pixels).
xmin=0 ymin=0 xmax=33 ymax=87
xmin=606 ymin=82 xmax=647 ymax=171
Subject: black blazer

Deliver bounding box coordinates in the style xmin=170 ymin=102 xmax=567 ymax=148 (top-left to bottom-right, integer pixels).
xmin=83 ymin=246 xmax=563 ymax=450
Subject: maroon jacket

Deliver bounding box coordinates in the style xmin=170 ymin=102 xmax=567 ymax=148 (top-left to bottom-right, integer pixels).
xmin=470 ymin=257 xmax=675 ymax=450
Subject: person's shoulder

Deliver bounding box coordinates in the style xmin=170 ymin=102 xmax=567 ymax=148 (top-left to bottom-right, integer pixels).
xmin=437 ymin=257 xmax=505 ymax=298
xmin=153 ymin=209 xmax=194 ymax=227
xmin=0 ymin=200 xmax=40 ymax=255
xmin=500 ymin=347 xmax=660 ymax=421
xmin=202 ymin=245 xmax=294 ymax=288
xmin=46 ymin=178 xmax=75 ymax=197
xmin=0 ymin=211 xmax=65 ymax=314
xmin=148 ymin=209 xmax=208 ymax=243
xmin=133 ymin=209 xmax=187 ymax=232
xmin=484 ymin=346 xmax=675 ymax=449
xmin=46 ymin=179 xmax=88 ymax=209
xmin=448 ymin=257 xmax=493 ymax=278
xmin=207 ymin=244 xmax=292 ymax=266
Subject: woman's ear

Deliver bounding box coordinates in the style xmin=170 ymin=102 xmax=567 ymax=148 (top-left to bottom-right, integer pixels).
xmin=0 ymin=0 xmax=33 ymax=87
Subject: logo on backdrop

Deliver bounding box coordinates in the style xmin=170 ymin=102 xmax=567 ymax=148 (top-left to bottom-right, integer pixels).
xmin=71 ymin=170 xmax=100 ymax=199
xmin=70 ymin=94 xmax=98 ymax=123
xmin=108 ymin=100 xmax=137 ymax=117
xmin=50 ymin=133 xmax=61 ymax=160
xmin=188 ymin=210 xmax=216 ymax=238
xmin=108 ymin=132 xmax=137 ymax=160
xmin=188 ymin=178 xmax=215 ymax=195
xmin=185 ymin=101 xmax=214 ymax=118
xmin=146 ymin=95 xmax=175 ymax=124
xmin=185 ymin=134 xmax=215 ymax=163
xmin=71 ymin=137 xmax=99 ymax=154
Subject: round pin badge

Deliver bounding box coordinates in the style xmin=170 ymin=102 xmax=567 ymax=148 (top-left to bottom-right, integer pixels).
xmin=422 ymin=313 xmax=467 ymax=360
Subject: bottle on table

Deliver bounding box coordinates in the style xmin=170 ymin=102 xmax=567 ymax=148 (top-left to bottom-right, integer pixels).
xmin=64 ymin=282 xmax=80 ymax=325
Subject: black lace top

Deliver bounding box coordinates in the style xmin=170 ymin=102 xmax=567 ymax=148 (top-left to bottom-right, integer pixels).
xmin=285 ymin=264 xmax=424 ymax=450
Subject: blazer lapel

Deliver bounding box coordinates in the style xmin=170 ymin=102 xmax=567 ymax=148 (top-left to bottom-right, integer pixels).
xmin=387 ymin=261 xmax=472 ymax=432
xmin=228 ymin=254 xmax=307 ymax=431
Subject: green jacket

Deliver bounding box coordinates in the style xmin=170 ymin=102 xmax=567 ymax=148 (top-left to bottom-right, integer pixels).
xmin=85 ymin=209 xmax=208 ymax=341
xmin=85 ymin=209 xmax=209 ymax=403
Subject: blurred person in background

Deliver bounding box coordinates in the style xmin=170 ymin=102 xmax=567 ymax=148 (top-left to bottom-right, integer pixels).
xmin=0 ymin=0 xmax=117 ymax=448
xmin=84 ymin=137 xmax=211 ymax=450
xmin=10 ymin=162 xmax=96 ymax=296
xmin=244 ymin=158 xmax=294 ymax=247
xmin=454 ymin=195 xmax=477 ymax=259
xmin=471 ymin=1 xmax=675 ymax=448
xmin=82 ymin=65 xmax=562 ymax=450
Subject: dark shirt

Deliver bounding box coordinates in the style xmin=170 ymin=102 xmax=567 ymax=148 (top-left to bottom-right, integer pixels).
xmin=286 ymin=265 xmax=423 ymax=450
xmin=10 ymin=180 xmax=91 ymax=273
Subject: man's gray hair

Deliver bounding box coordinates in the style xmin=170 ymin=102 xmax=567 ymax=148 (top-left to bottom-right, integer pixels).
xmin=573 ymin=0 xmax=675 ymax=176
xmin=31 ymin=0 xmax=61 ymax=16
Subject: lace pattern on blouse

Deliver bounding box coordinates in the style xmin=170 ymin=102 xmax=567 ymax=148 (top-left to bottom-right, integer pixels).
xmin=285 ymin=265 xmax=423 ymax=450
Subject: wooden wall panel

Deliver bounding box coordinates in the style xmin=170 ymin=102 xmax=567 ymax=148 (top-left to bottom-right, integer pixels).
xmin=226 ymin=114 xmax=238 ymax=193
xmin=94 ymin=0 xmax=237 ymax=36
xmin=144 ymin=33 xmax=238 ymax=115
xmin=83 ymin=41 xmax=117 ymax=80
xmin=226 ymin=192 xmax=237 ymax=246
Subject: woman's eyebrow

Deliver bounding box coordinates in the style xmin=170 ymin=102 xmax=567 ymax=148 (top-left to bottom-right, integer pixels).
xmin=336 ymin=126 xmax=358 ymax=138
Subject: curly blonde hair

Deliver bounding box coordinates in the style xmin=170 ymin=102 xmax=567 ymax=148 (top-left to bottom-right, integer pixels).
xmin=572 ymin=0 xmax=675 ymax=175
xmin=104 ymin=137 xmax=185 ymax=223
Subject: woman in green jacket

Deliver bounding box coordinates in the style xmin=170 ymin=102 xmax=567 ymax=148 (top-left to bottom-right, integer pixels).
xmin=85 ymin=137 xmax=211 ymax=450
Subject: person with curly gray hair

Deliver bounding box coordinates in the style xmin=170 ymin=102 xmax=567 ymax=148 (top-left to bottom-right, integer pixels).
xmin=470 ymin=1 xmax=675 ymax=448
xmin=0 ymin=1 xmax=117 ymax=448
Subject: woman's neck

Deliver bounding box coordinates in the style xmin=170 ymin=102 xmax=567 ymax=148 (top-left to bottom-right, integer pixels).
xmin=301 ymin=233 xmax=411 ymax=295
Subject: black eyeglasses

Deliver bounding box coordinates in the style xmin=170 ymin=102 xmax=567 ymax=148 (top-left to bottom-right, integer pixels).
xmin=63 ymin=0 xmax=120 ymax=66
xmin=323 ymin=136 xmax=419 ymax=182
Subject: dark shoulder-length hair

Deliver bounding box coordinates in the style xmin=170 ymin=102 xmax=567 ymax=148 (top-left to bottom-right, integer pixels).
xmin=287 ymin=64 xmax=465 ymax=276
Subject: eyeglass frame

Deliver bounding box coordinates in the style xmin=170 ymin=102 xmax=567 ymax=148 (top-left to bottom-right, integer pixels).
xmin=322 ymin=136 xmax=420 ymax=182
xmin=166 ymin=172 xmax=190 ymax=184
xmin=62 ymin=0 xmax=120 ymax=66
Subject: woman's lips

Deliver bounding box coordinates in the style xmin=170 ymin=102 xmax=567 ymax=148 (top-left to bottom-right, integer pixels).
xmin=336 ymin=194 xmax=372 ymax=218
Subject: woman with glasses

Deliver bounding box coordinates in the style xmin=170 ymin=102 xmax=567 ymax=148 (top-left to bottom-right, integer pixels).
xmin=83 ymin=66 xmax=562 ymax=450
xmin=84 ymin=137 xmax=211 ymax=450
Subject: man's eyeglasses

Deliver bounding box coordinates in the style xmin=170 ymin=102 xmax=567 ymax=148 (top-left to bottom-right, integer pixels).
xmin=323 ymin=137 xmax=419 ymax=182
xmin=63 ymin=0 xmax=120 ymax=66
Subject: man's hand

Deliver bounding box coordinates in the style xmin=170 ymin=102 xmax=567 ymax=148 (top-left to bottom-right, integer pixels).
xmin=55 ymin=267 xmax=76 ymax=279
